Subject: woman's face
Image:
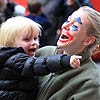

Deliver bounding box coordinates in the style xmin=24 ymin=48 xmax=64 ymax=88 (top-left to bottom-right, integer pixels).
xmin=16 ymin=30 xmax=39 ymax=56
xmin=57 ymin=9 xmax=92 ymax=54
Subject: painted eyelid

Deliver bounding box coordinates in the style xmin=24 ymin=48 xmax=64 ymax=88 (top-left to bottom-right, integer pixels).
xmin=72 ymin=25 xmax=78 ymax=28
xmin=74 ymin=17 xmax=82 ymax=24
xmin=70 ymin=25 xmax=78 ymax=31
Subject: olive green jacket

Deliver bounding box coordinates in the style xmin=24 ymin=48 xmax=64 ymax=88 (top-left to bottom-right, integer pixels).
xmin=36 ymin=46 xmax=100 ymax=100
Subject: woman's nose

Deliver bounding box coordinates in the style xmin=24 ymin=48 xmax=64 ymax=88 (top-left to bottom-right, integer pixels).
xmin=62 ymin=22 xmax=70 ymax=30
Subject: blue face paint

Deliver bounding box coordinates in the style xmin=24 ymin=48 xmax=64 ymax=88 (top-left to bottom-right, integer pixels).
xmin=74 ymin=17 xmax=82 ymax=24
xmin=70 ymin=25 xmax=78 ymax=31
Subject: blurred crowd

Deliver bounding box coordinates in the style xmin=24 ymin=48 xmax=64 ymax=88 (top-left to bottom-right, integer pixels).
xmin=0 ymin=0 xmax=26 ymax=24
xmin=0 ymin=0 xmax=100 ymax=64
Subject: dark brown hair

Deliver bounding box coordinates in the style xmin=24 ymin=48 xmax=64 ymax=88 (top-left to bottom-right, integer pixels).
xmin=28 ymin=2 xmax=42 ymax=14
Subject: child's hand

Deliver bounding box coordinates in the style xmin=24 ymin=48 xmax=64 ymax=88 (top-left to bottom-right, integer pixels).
xmin=70 ymin=55 xmax=82 ymax=68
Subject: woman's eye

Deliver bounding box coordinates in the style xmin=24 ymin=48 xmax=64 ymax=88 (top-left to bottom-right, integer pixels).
xmin=70 ymin=25 xmax=78 ymax=31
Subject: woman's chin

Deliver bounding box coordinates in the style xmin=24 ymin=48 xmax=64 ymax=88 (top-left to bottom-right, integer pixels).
xmin=57 ymin=40 xmax=69 ymax=48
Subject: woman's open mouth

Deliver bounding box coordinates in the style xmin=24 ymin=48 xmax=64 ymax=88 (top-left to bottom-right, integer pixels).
xmin=59 ymin=29 xmax=73 ymax=42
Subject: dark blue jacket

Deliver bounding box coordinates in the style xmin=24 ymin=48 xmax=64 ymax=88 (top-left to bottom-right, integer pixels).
xmin=0 ymin=47 xmax=71 ymax=100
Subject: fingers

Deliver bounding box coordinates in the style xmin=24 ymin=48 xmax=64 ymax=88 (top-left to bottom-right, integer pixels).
xmin=71 ymin=58 xmax=80 ymax=68
xmin=74 ymin=55 xmax=82 ymax=59
xmin=70 ymin=55 xmax=82 ymax=69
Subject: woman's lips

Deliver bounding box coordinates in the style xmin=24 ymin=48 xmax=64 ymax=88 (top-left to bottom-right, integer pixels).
xmin=59 ymin=29 xmax=73 ymax=42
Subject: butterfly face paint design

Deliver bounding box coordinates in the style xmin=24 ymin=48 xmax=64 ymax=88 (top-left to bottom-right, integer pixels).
xmin=70 ymin=17 xmax=82 ymax=31
xmin=58 ymin=17 xmax=82 ymax=43
xmin=70 ymin=25 xmax=78 ymax=31
xmin=74 ymin=17 xmax=82 ymax=24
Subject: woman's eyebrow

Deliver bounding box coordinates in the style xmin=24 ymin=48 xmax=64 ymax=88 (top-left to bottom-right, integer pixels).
xmin=74 ymin=17 xmax=82 ymax=24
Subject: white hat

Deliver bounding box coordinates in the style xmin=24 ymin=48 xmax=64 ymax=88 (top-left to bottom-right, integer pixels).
xmin=14 ymin=5 xmax=26 ymax=15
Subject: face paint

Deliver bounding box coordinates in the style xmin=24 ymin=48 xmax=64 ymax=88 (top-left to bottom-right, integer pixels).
xmin=59 ymin=29 xmax=73 ymax=43
xmin=74 ymin=17 xmax=82 ymax=24
xmin=70 ymin=25 xmax=78 ymax=31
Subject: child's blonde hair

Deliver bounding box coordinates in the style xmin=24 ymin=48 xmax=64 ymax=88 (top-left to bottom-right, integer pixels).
xmin=0 ymin=16 xmax=42 ymax=47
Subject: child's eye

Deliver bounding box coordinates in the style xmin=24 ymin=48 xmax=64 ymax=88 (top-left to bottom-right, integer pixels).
xmin=34 ymin=37 xmax=38 ymax=41
xmin=23 ymin=37 xmax=30 ymax=41
xmin=70 ymin=25 xmax=78 ymax=31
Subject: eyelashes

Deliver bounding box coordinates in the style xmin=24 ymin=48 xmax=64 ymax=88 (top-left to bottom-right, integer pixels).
xmin=70 ymin=25 xmax=78 ymax=31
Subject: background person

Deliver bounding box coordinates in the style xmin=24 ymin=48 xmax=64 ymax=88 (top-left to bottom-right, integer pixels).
xmin=26 ymin=0 xmax=52 ymax=47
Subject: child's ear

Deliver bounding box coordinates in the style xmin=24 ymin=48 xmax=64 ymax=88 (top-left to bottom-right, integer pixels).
xmin=83 ymin=36 xmax=96 ymax=46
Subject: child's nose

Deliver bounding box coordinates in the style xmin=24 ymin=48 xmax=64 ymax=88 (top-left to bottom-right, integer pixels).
xmin=31 ymin=39 xmax=39 ymax=46
xmin=31 ymin=39 xmax=36 ymax=45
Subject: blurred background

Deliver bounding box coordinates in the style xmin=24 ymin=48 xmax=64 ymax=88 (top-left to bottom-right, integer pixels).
xmin=13 ymin=0 xmax=100 ymax=13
